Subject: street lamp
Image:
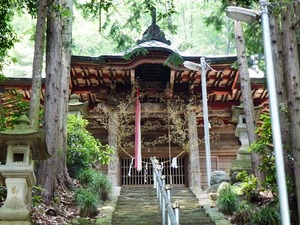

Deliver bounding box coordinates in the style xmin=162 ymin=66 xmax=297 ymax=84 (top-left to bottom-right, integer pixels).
xmin=226 ymin=1 xmax=291 ymax=224
xmin=183 ymin=57 xmax=212 ymax=186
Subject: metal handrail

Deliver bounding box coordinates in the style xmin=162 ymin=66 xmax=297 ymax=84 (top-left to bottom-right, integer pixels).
xmin=150 ymin=157 xmax=179 ymax=225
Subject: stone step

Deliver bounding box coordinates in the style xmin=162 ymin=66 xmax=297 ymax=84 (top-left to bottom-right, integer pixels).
xmin=112 ymin=188 xmax=161 ymax=225
xmin=170 ymin=188 xmax=215 ymax=225
xmin=112 ymin=187 xmax=215 ymax=225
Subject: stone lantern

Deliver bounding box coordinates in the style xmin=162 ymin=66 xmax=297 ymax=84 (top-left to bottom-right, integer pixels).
xmin=230 ymin=104 xmax=262 ymax=178
xmin=0 ymin=115 xmax=49 ymax=223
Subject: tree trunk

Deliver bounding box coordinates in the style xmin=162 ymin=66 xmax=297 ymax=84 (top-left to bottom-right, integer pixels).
xmin=29 ymin=0 xmax=47 ymax=129
xmin=271 ymin=11 xmax=298 ymax=223
xmin=281 ymin=4 xmax=300 ymax=221
xmin=233 ymin=20 xmax=260 ymax=178
xmin=60 ymin=0 xmax=73 ymax=187
xmin=36 ymin=0 xmax=73 ymax=201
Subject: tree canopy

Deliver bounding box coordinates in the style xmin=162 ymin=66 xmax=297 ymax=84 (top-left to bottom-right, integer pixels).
xmin=2 ymin=0 xmax=237 ymax=77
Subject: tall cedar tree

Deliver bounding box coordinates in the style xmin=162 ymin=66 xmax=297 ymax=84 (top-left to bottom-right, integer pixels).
xmin=36 ymin=0 xmax=73 ymax=201
xmin=29 ymin=0 xmax=47 ymax=129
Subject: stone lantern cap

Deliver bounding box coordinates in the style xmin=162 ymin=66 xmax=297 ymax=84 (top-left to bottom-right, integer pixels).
xmin=68 ymin=94 xmax=89 ymax=116
xmin=230 ymin=103 xmax=262 ymax=124
xmin=0 ymin=115 xmax=50 ymax=161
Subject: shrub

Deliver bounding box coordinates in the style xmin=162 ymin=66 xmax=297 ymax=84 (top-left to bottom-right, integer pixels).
xmin=249 ymin=112 xmax=293 ymax=195
xmin=216 ymin=185 xmax=240 ymax=215
xmin=76 ymin=168 xmax=112 ymax=201
xmin=76 ymin=168 xmax=95 ymax=185
xmin=236 ymin=170 xmax=259 ymax=199
xmin=90 ymin=171 xmax=112 ymax=201
xmin=74 ymin=188 xmax=99 ymax=218
xmin=232 ymin=201 xmax=253 ymax=225
xmin=32 ymin=186 xmax=43 ymax=207
xmin=251 ymin=203 xmax=280 ymax=225
xmin=67 ymin=114 xmax=113 ymax=178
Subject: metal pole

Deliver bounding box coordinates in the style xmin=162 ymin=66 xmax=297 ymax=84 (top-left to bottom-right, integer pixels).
xmin=201 ymin=56 xmax=212 ymax=186
xmin=173 ymin=201 xmax=180 ymax=224
xmin=160 ymin=175 xmax=165 ymax=210
xmin=166 ymin=185 xmax=171 ymax=225
xmin=157 ymin=165 xmax=161 ymax=198
xmin=153 ymin=164 xmax=157 ymax=189
xmin=166 ymin=184 xmax=171 ymax=201
xmin=259 ymin=0 xmax=290 ymax=224
xmin=162 ymin=187 xmax=166 ymax=225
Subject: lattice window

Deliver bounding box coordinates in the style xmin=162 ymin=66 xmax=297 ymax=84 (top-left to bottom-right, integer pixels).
xmin=121 ymin=157 xmax=186 ymax=186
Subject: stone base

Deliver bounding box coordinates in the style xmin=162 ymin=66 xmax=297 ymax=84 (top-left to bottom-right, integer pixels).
xmin=231 ymin=158 xmax=251 ymax=170
xmin=112 ymin=186 xmax=121 ymax=197
xmin=236 ymin=149 xmax=251 ymax=161
xmin=0 ymin=207 xmax=30 ymax=222
xmin=0 ymin=222 xmax=31 ymax=225
xmin=230 ymin=160 xmax=253 ymax=183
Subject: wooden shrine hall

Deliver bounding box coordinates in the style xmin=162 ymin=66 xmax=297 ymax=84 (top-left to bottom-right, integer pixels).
xmin=0 ymin=20 xmax=268 ymax=189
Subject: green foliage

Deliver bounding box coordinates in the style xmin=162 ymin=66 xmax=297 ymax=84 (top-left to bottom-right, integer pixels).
xmin=0 ymin=0 xmax=38 ymax=74
xmin=251 ymin=203 xmax=280 ymax=225
xmin=204 ymin=4 xmax=227 ymax=32
xmin=76 ymin=0 xmax=177 ymax=52
xmin=76 ymin=0 xmax=113 ymax=17
xmin=123 ymin=47 xmax=148 ymax=60
xmin=143 ymin=0 xmax=176 ymax=26
xmin=0 ymin=89 xmax=30 ymax=130
xmin=76 ymin=168 xmax=112 ymax=201
xmin=74 ymin=188 xmax=99 ymax=218
xmin=0 ymin=181 xmax=7 ymax=202
xmin=236 ymin=171 xmax=259 ymax=198
xmin=232 ymin=201 xmax=253 ymax=225
xmin=0 ymin=1 xmax=18 ymax=73
xmin=232 ymin=200 xmax=280 ymax=225
xmin=217 ymin=185 xmax=240 ymax=215
xmin=32 ymin=186 xmax=43 ymax=207
xmin=205 ymin=0 xmax=266 ymax=71
xmin=89 ymin=171 xmax=112 ymax=201
xmin=67 ymin=114 xmax=113 ymax=178
xmin=163 ymin=52 xmax=184 ymax=68
xmin=249 ymin=113 xmax=278 ymax=194
xmin=76 ymin=168 xmax=96 ymax=185
xmin=19 ymin=0 xmax=38 ymax=16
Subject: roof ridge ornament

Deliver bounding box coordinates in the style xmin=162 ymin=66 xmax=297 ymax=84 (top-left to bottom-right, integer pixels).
xmin=137 ymin=7 xmax=171 ymax=45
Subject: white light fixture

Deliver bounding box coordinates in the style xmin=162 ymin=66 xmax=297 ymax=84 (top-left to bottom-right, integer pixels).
xmin=183 ymin=61 xmax=201 ymax=71
xmin=225 ymin=6 xmax=260 ymax=24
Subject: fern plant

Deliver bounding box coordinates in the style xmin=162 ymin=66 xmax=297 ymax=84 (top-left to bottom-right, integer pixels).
xmin=232 ymin=201 xmax=253 ymax=225
xmin=76 ymin=168 xmax=112 ymax=201
xmin=74 ymin=188 xmax=99 ymax=218
xmin=217 ymin=185 xmax=240 ymax=215
xmin=251 ymin=203 xmax=280 ymax=225
xmin=90 ymin=171 xmax=112 ymax=201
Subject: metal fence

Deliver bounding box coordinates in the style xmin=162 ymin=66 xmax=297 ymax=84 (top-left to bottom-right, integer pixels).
xmin=151 ymin=157 xmax=180 ymax=225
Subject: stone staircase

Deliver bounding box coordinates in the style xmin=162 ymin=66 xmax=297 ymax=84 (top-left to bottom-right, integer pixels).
xmin=111 ymin=187 xmax=216 ymax=225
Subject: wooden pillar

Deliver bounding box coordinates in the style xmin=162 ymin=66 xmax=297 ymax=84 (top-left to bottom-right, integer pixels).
xmin=187 ymin=110 xmax=201 ymax=189
xmin=108 ymin=111 xmax=120 ymax=186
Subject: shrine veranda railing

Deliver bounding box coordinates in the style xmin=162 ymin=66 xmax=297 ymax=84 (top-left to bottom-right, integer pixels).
xmin=121 ymin=157 xmax=186 ymax=186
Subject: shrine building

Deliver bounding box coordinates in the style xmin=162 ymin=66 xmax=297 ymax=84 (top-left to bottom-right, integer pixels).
xmin=0 ymin=18 xmax=268 ymax=190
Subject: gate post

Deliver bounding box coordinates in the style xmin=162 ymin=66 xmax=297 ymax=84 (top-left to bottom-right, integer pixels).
xmin=108 ymin=110 xmax=121 ymax=187
xmin=187 ymin=110 xmax=202 ymax=189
